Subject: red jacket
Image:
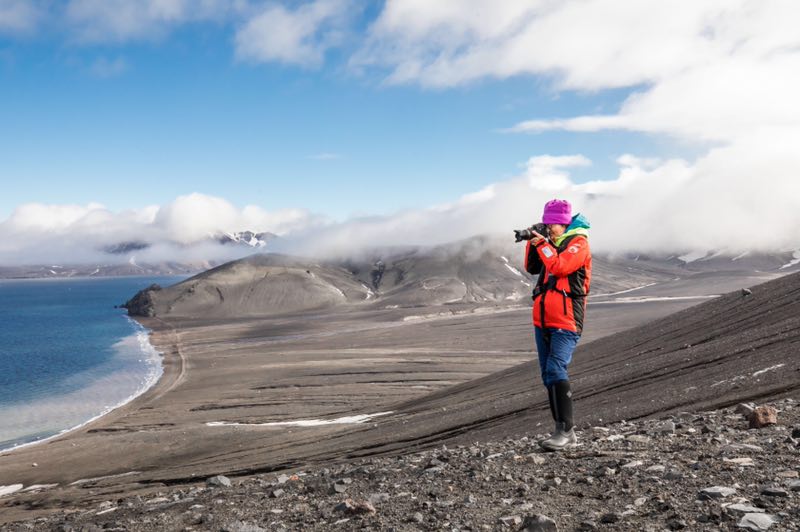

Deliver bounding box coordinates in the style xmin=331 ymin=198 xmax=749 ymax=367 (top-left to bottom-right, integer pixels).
xmin=524 ymin=235 xmax=592 ymax=334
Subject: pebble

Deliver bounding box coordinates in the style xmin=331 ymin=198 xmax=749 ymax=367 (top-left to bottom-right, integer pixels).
xmin=748 ymin=406 xmax=778 ymax=429
xmin=207 ymin=475 xmax=232 ymax=488
xmin=498 ymin=515 xmax=522 ymax=526
xmin=367 ymin=492 xmax=390 ymax=505
xmin=698 ymin=486 xmax=736 ymax=500
xmin=599 ymin=512 xmax=620 ymax=523
xmin=655 ymin=421 xmax=676 ymax=434
xmin=666 ymin=518 xmax=687 ymax=530
xmin=519 ymin=514 xmax=558 ymax=531
xmin=724 ymin=457 xmax=755 ymax=466
xmin=737 ymin=513 xmax=776 ymax=531
xmin=759 ymin=486 xmax=788 ymax=497
xmin=334 ymin=499 xmax=376 ymax=515
xmin=726 ymin=504 xmax=765 ymax=514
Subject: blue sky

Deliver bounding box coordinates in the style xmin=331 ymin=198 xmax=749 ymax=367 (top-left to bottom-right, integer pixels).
xmin=2 ymin=1 xmax=798 ymax=261
xmin=0 ymin=3 xmax=670 ymax=221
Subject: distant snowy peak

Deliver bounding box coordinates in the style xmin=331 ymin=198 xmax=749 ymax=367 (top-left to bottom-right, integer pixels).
xmin=101 ymin=231 xmax=277 ymax=257
xmin=217 ymin=231 xmax=277 ymax=248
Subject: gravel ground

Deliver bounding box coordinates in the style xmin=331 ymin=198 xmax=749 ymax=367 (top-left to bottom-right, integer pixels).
xmin=6 ymin=397 xmax=798 ymax=532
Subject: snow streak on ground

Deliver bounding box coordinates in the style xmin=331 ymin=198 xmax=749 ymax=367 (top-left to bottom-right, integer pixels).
xmin=205 ymin=412 xmax=394 ymax=428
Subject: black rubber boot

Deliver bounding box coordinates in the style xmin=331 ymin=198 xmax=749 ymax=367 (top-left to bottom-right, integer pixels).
xmin=546 ymin=385 xmax=557 ymax=422
xmin=553 ymin=380 xmax=574 ymax=431
xmin=541 ymin=380 xmax=577 ymax=451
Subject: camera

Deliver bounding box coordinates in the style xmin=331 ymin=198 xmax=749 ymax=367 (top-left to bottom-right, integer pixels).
xmin=514 ymin=223 xmax=548 ymax=243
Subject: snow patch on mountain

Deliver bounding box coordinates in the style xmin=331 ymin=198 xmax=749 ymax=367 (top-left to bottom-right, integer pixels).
xmin=780 ymin=250 xmax=800 ymax=270
xmin=678 ymin=250 xmax=709 ymax=263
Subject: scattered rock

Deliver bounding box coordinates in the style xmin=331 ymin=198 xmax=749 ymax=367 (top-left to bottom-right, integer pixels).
xmin=8 ymin=401 xmax=800 ymax=532
xmin=520 ymin=513 xmax=558 ymax=531
xmin=667 ymin=518 xmax=688 ymax=530
xmin=206 ymin=475 xmax=232 ymax=488
xmin=367 ymin=492 xmax=390 ymax=505
xmin=698 ymin=486 xmax=736 ymax=500
xmin=334 ymin=499 xmax=376 ymax=515
xmin=599 ymin=512 xmax=621 ymax=524
xmin=498 ymin=515 xmax=522 ymax=527
xmin=748 ymin=406 xmax=778 ymax=429
xmin=727 ymin=504 xmax=765 ymax=515
xmin=655 ymin=421 xmax=676 ymax=434
xmin=221 ymin=520 xmax=266 ymax=532
xmin=737 ymin=513 xmax=776 ymax=531
xmin=724 ymin=457 xmax=755 ymax=467
xmin=759 ymin=486 xmax=788 ymax=497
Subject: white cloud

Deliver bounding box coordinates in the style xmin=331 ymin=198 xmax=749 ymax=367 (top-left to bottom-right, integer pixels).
xmin=358 ymin=1 xmax=800 ymax=145
xmin=333 ymin=0 xmax=800 ymax=258
xmin=0 ymin=0 xmax=42 ymax=33
xmin=234 ymin=0 xmax=352 ymax=66
xmin=64 ymin=0 xmax=232 ymax=43
xmin=276 ymin=147 xmax=800 ymax=258
xmin=0 ymin=193 xmax=320 ymax=265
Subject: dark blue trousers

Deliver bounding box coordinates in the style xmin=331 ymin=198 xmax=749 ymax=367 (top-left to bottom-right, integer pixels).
xmin=535 ymin=327 xmax=580 ymax=387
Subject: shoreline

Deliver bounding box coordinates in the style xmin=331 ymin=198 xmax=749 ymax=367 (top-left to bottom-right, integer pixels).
xmin=0 ymin=317 xmax=175 ymax=457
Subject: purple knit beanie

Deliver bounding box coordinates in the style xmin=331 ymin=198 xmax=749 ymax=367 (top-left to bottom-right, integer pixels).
xmin=542 ymin=199 xmax=572 ymax=225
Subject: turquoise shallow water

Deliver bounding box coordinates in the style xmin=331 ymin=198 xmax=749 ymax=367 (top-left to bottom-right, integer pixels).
xmin=0 ymin=276 xmax=186 ymax=451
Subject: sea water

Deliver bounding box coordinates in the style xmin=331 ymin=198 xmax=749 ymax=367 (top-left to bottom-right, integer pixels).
xmin=0 ymin=276 xmax=186 ymax=452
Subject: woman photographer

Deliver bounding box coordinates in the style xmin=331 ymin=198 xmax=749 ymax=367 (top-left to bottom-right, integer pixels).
xmin=523 ymin=199 xmax=592 ymax=451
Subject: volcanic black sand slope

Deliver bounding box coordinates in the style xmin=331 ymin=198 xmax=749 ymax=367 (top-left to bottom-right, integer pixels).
xmin=1 ymin=266 xmax=796 ymax=525
xmin=388 ymin=269 xmax=800 ymax=445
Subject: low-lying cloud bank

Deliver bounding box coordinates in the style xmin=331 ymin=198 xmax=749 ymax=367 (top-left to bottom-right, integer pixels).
xmin=278 ymin=144 xmax=800 ymax=258
xmin=2 ymin=145 xmax=799 ymax=266
xmin=0 ymin=193 xmax=319 ymax=266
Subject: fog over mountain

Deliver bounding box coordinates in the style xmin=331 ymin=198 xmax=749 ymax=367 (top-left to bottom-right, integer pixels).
xmin=2 ymin=148 xmax=799 ymax=271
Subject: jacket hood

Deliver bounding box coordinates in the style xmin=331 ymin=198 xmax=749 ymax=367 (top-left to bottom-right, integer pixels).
xmin=553 ymin=213 xmax=590 ymax=247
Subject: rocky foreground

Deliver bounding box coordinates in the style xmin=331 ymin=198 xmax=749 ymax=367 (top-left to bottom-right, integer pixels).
xmin=4 ymin=398 xmax=799 ymax=532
